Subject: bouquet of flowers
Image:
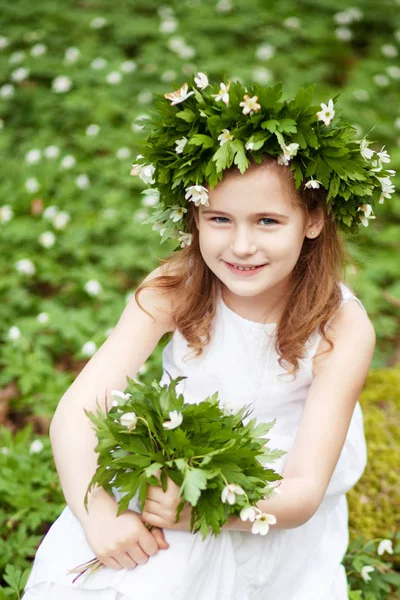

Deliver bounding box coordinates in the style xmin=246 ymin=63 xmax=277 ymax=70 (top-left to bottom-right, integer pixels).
xmin=70 ymin=374 xmax=285 ymax=582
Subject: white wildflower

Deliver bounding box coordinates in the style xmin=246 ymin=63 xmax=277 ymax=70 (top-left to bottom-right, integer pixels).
xmin=251 ymin=512 xmax=277 ymax=535
xmin=26 ymin=149 xmax=42 ymax=164
xmin=133 ymin=209 xmax=148 ymax=223
xmin=161 ymin=69 xmax=177 ymax=83
xmin=335 ymin=27 xmax=352 ymax=41
xmin=84 ymin=280 xmax=102 ymax=296
xmin=42 ymin=206 xmax=58 ymax=220
xmin=116 ymin=147 xmax=131 ymax=159
xmin=277 ymin=141 xmax=299 ymax=166
xmin=357 ymin=204 xmax=376 ymax=227
xmin=53 ymin=211 xmax=70 ymax=230
xmin=245 ymin=140 xmax=254 ymax=151
xmin=175 ymin=137 xmax=188 ymax=154
xmin=381 ymin=44 xmax=398 ymax=58
xmin=90 ymin=17 xmax=108 ymax=29
xmin=305 ymin=179 xmax=322 ymax=189
xmin=52 ymin=76 xmax=72 ymax=93
xmin=387 ymin=66 xmax=400 ymax=79
xmin=15 ymin=258 xmax=35 ymax=275
xmin=252 ymin=66 xmax=272 ymax=85
xmin=361 ymin=565 xmax=375 ymax=583
xmin=120 ymin=60 xmax=137 ymax=73
xmin=0 ymin=84 xmax=15 ymax=98
xmin=218 ymin=129 xmax=234 ymax=145
xmin=9 ymin=51 xmax=25 ymax=64
xmin=353 ymin=89 xmax=369 ymax=102
xmin=212 ymin=82 xmax=230 ymax=105
xmin=169 ymin=205 xmax=187 ymax=222
xmin=377 ymin=147 xmax=390 ymax=164
xmin=178 ymin=231 xmax=193 ymax=248
xmin=86 ymin=124 xmax=100 ymax=136
xmin=0 ymin=36 xmax=9 ymax=49
xmin=360 ymin=139 xmax=375 ymax=161
xmin=316 ymin=99 xmax=335 ymax=126
xmin=283 ymin=16 xmax=301 ymax=29
xmin=76 ymin=174 xmax=90 ymax=189
xmin=81 ymin=341 xmax=97 ymax=357
xmin=91 ymin=57 xmax=107 ymax=70
xmin=164 ymin=82 xmax=195 ymax=105
xmin=8 ymin=326 xmax=21 ymax=341
xmin=240 ymin=506 xmax=258 ymax=522
xmin=194 ymin=72 xmax=209 ymax=90
xmin=160 ymin=17 xmax=178 ymax=33
xmin=111 ymin=390 xmax=132 ymax=405
xmin=377 ymin=539 xmax=393 ymax=556
xmin=377 ymin=176 xmax=395 ymax=204
xmin=30 ymin=439 xmax=44 ymax=454
xmin=37 ymin=312 xmax=49 ymax=324
xmin=221 ymin=483 xmax=245 ymax=505
xmin=138 ymin=90 xmax=152 ymax=104
xmin=240 ymin=94 xmax=261 ymax=115
xmin=64 ymin=47 xmax=80 ymax=64
xmin=373 ymin=74 xmax=390 ymax=87
xmin=256 ymin=43 xmax=275 ymax=61
xmin=39 ymin=231 xmax=56 ymax=248
xmin=60 ymin=154 xmax=76 ymax=169
xmin=216 ymin=0 xmax=232 ymax=12
xmin=162 ymin=410 xmax=183 ymax=430
xmin=11 ymin=67 xmax=29 ymax=82
xmin=141 ymin=188 xmax=160 ymax=207
xmin=31 ymin=43 xmax=47 ymax=57
xmin=44 ymin=145 xmax=60 ymax=159
xmin=120 ymin=412 xmax=137 ymax=429
xmin=130 ymin=159 xmax=156 ymax=185
xmin=185 ymin=185 xmax=209 ymax=207
xmin=25 ymin=177 xmax=40 ymax=193
xmin=152 ymin=222 xmax=166 ymax=237
xmin=106 ymin=71 xmax=122 ymax=85
xmin=0 ymin=205 xmax=14 ymax=223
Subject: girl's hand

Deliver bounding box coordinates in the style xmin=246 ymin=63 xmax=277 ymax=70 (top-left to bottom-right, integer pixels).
xmin=82 ymin=490 xmax=169 ymax=570
xmin=142 ymin=475 xmax=192 ymax=532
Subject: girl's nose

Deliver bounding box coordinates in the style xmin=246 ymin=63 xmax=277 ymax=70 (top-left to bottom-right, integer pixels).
xmin=230 ymin=227 xmax=257 ymax=256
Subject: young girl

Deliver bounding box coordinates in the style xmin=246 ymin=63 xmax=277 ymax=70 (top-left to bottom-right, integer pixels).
xmin=23 ymin=76 xmax=393 ymax=600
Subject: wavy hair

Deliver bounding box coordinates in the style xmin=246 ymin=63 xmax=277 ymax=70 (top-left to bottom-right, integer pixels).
xmin=135 ymin=157 xmax=347 ymax=374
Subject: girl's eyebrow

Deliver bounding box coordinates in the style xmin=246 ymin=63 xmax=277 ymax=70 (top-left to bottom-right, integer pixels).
xmin=201 ymin=209 xmax=289 ymax=219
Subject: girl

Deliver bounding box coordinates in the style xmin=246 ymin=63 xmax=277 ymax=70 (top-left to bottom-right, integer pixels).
xmin=23 ymin=77 xmax=391 ymax=600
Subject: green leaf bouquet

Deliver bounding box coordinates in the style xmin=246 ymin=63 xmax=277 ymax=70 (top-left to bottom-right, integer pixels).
xmin=70 ymin=374 xmax=285 ymax=582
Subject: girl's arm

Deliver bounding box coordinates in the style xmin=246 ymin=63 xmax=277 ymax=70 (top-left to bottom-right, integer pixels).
xmin=49 ymin=265 xmax=175 ymax=527
xmin=224 ymin=298 xmax=375 ymax=532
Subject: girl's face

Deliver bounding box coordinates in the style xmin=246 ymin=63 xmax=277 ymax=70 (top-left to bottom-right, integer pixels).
xmin=195 ymin=164 xmax=321 ymax=308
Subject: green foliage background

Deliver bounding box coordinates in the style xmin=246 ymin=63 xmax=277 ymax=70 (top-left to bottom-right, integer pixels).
xmin=0 ymin=0 xmax=399 ymax=597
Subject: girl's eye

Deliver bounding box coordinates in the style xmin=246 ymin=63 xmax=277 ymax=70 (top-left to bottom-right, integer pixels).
xmin=260 ymin=217 xmax=277 ymax=226
xmin=209 ymin=216 xmax=278 ymax=225
xmin=211 ymin=216 xmax=230 ymax=223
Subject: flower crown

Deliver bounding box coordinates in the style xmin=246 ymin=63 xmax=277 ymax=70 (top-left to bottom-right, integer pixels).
xmin=130 ymin=73 xmax=395 ymax=247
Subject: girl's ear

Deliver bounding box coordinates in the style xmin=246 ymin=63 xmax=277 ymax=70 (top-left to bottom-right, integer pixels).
xmin=305 ymin=206 xmax=325 ymax=239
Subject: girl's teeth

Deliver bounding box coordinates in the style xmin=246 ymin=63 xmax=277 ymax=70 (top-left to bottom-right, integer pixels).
xmin=235 ymin=265 xmax=259 ymax=271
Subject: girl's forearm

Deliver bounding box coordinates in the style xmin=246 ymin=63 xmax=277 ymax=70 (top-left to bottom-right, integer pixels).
xmin=222 ymin=476 xmax=318 ymax=533
xmin=49 ymin=395 xmax=115 ymax=526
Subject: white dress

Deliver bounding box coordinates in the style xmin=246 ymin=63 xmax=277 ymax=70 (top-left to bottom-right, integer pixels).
xmin=23 ymin=283 xmax=367 ymax=600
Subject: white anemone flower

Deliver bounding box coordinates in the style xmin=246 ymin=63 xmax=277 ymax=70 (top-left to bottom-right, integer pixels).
xmin=305 ymin=179 xmax=323 ymax=189
xmin=53 ymin=211 xmax=70 ymax=229
xmin=60 ymin=155 xmax=76 ymax=169
xmin=90 ymin=17 xmax=108 ymax=28
xmin=30 ymin=439 xmax=44 ymax=454
xmin=0 ymin=205 xmax=14 ymax=223
xmin=377 ymin=539 xmax=393 ymax=556
xmin=218 ymin=129 xmax=234 ymax=146
xmin=86 ymin=124 xmax=100 ymax=136
xmin=358 ymin=204 xmax=376 ymax=227
xmin=15 ymin=258 xmax=35 ymax=275
xmin=11 ymin=67 xmax=29 ymax=82
xmin=81 ymin=341 xmax=97 ymax=357
xmin=31 ymin=43 xmax=47 ymax=57
xmin=120 ymin=412 xmax=137 ymax=429
xmin=169 ymin=205 xmax=187 ymax=222
xmin=91 ymin=57 xmax=107 ymax=70
xmin=251 ymin=512 xmax=277 ymax=535
xmin=221 ymin=483 xmax=245 ymax=505
xmin=164 ymin=82 xmax=194 ymax=105
xmin=116 ymin=147 xmax=131 ymax=159
xmin=106 ymin=71 xmax=122 ymax=85
xmin=8 ymin=326 xmax=21 ymax=341
xmin=360 ymin=139 xmax=375 ymax=161
xmin=39 ymin=231 xmax=56 ymax=248
xmin=240 ymin=506 xmax=258 ymax=522
xmin=163 ymin=410 xmax=183 ymax=430
xmin=64 ymin=47 xmax=80 ymax=64
xmin=185 ymin=185 xmax=209 ymax=207
xmin=52 ymin=76 xmax=72 ymax=93
xmin=76 ymin=174 xmax=90 ymax=189
xmin=121 ymin=60 xmax=137 ymax=73
xmin=245 ymin=140 xmax=254 ymax=151
xmin=130 ymin=158 xmax=156 ymax=185
xmin=152 ymin=222 xmax=167 ymax=237
xmin=0 ymin=84 xmax=15 ymax=99
xmin=26 ymin=149 xmax=42 ymax=164
xmin=175 ymin=137 xmax=188 ymax=154
xmin=316 ymin=99 xmax=335 ymax=126
xmin=42 ymin=206 xmax=58 ymax=220
xmin=25 ymin=177 xmax=40 ymax=193
xmin=111 ymin=390 xmax=132 ymax=407
xmin=378 ymin=177 xmax=395 ymax=204
xmin=84 ymin=280 xmax=102 ymax=296
xmin=37 ymin=312 xmax=49 ymax=324
xmin=277 ymin=141 xmax=299 ymax=166
xmin=239 ymin=94 xmax=261 ymax=115
xmin=377 ymin=147 xmax=390 ymax=164
xmin=361 ymin=565 xmax=375 ymax=583
xmin=212 ymin=82 xmax=230 ymax=105
xmin=194 ymin=72 xmax=209 ymax=90
xmin=44 ymin=145 xmax=60 ymax=159
xmin=178 ymin=231 xmax=193 ymax=248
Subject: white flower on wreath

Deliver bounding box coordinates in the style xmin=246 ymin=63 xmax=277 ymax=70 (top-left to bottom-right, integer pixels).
xmin=240 ymin=506 xmax=258 ymax=522
xmin=221 ymin=483 xmax=245 ymax=505
xmin=361 ymin=565 xmax=375 ymax=583
xmin=185 ymin=185 xmax=209 ymax=206
xmin=152 ymin=222 xmax=167 ymax=237
xmin=377 ymin=147 xmax=390 ymax=164
xmin=163 ymin=410 xmax=183 ymax=430
xmin=357 ymin=204 xmax=376 ymax=227
xmin=277 ymin=141 xmax=299 ymax=166
xmin=305 ymin=178 xmax=323 ymax=189
xmin=169 ymin=205 xmax=187 ymax=222
xmin=316 ymin=99 xmax=335 ymax=126
xmin=377 ymin=539 xmax=393 ymax=556
xmin=164 ymin=82 xmax=194 ymax=105
xmin=120 ymin=412 xmax=137 ymax=430
xmin=111 ymin=390 xmax=132 ymax=407
xmin=218 ymin=129 xmax=234 ymax=146
xmin=130 ymin=156 xmax=156 ymax=185
xmin=175 ymin=137 xmax=188 ymax=154
xmin=178 ymin=231 xmax=193 ymax=248
xmin=360 ymin=139 xmax=375 ymax=161
xmin=377 ymin=176 xmax=395 ymax=204
xmin=245 ymin=140 xmax=254 ymax=151
xmin=239 ymin=94 xmax=261 ymax=115
xmin=194 ymin=72 xmax=209 ymax=90
xmin=212 ymin=82 xmax=230 ymax=105
xmin=251 ymin=512 xmax=277 ymax=535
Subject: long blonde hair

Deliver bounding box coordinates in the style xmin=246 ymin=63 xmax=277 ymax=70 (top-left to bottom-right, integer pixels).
xmin=136 ymin=157 xmax=347 ymax=374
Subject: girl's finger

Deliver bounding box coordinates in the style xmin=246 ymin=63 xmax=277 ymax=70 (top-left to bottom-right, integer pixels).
xmin=127 ymin=546 xmax=149 ymax=566
xmin=116 ymin=552 xmax=138 ymax=570
xmin=144 ymin=498 xmax=165 ymax=516
xmin=150 ymin=527 xmax=170 ymax=550
xmin=102 ymin=556 xmax=123 ymax=571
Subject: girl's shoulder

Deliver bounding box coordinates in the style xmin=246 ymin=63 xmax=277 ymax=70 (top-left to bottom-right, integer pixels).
xmin=137 ymin=263 xmax=178 ymax=334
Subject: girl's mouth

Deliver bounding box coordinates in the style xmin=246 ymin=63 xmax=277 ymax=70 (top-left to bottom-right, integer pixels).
xmin=224 ymin=261 xmax=268 ymax=276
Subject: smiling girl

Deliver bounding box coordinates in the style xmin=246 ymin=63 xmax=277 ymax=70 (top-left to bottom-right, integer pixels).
xmin=23 ymin=76 xmax=394 ymax=600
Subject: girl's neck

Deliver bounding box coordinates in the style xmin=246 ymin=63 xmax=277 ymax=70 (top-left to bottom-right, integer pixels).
xmin=220 ymin=279 xmax=291 ymax=325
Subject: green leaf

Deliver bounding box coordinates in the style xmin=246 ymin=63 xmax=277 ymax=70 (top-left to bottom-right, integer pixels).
xmin=188 ymin=134 xmax=214 ymax=148
xmin=231 ymin=139 xmax=249 ymax=174
xmin=176 ymin=109 xmax=197 ymax=123
xmin=180 ymin=467 xmax=208 ymax=505
xmin=212 ymin=142 xmax=234 ymax=172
